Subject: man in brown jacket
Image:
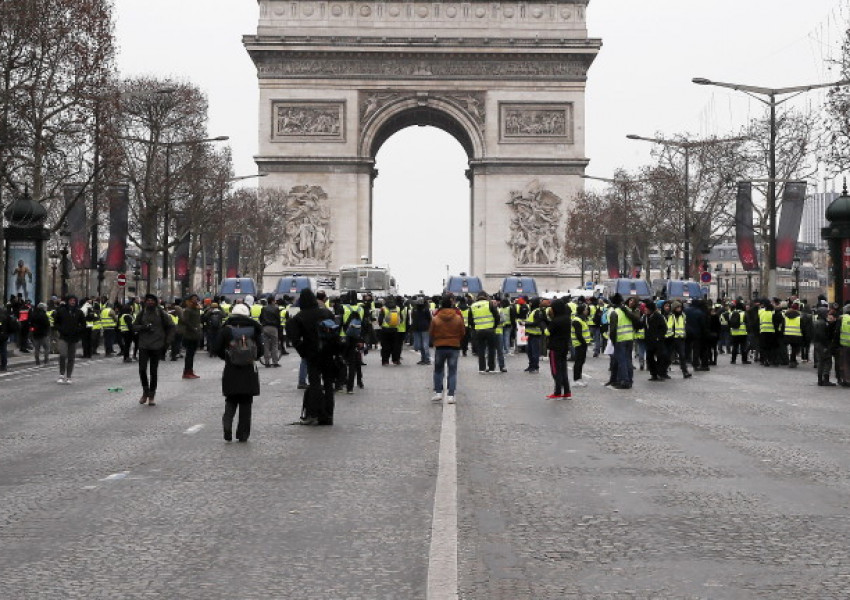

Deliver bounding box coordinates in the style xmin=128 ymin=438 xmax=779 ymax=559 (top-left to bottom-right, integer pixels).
xmin=428 ymin=296 xmax=466 ymax=404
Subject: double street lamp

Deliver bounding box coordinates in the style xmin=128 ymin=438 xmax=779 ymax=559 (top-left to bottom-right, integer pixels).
xmin=626 ymin=133 xmax=746 ymax=280
xmin=692 ymin=76 xmax=850 ymax=296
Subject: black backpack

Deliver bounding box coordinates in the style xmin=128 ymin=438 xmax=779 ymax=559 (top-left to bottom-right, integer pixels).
xmin=729 ymin=311 xmax=741 ymax=329
xmin=208 ymin=311 xmax=223 ymax=330
xmin=226 ymin=325 xmax=257 ymax=366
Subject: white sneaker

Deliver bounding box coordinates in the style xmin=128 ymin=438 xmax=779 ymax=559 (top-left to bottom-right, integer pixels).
xmin=574 ymin=380 xmax=587 ymax=388
xmin=57 ymin=376 xmax=66 ymax=384
xmin=446 ymin=395 xmax=456 ymax=404
xmin=431 ymin=393 xmax=443 ymax=402
xmin=65 ymin=378 xmax=73 ymax=384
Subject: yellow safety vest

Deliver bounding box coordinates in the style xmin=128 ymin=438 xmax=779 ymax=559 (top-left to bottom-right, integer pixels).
xmin=613 ymin=308 xmax=634 ymax=342
xmin=730 ymin=310 xmax=747 ymax=336
xmin=398 ymin=306 xmax=408 ymax=333
xmin=758 ymin=309 xmax=775 ymax=334
xmin=381 ymin=307 xmax=401 ymax=329
xmin=100 ymin=307 xmax=116 ymax=329
xmin=47 ymin=310 xmax=55 ymax=328
xmin=470 ymin=300 xmax=495 ymax=330
xmin=220 ymin=302 xmax=231 ymax=315
xmin=250 ymin=304 xmax=263 ymax=322
xmin=92 ymin=307 xmax=103 ymax=330
xmin=279 ymin=306 xmax=288 ymax=326
xmin=118 ymin=313 xmax=131 ymax=333
xmin=666 ymin=313 xmax=685 ymax=339
xmin=840 ymin=315 xmax=850 ymax=348
xmin=341 ymin=304 xmax=364 ymax=338
xmin=525 ymin=308 xmax=542 ymax=336
xmin=783 ymin=315 xmax=802 ymax=338
xmin=572 ymin=317 xmax=592 ymax=347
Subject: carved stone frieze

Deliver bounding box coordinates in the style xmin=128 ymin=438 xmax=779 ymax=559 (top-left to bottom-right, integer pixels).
xmin=272 ymin=100 xmax=345 ymax=142
xmin=256 ymin=54 xmax=590 ymax=81
xmin=360 ymin=90 xmax=485 ymax=130
xmin=499 ymin=102 xmax=573 ymax=144
xmin=506 ymin=180 xmax=563 ymax=266
xmin=280 ymin=185 xmax=333 ymax=264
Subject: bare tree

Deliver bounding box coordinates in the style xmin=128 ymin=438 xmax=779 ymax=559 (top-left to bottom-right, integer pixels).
xmin=226 ymin=187 xmax=290 ymax=285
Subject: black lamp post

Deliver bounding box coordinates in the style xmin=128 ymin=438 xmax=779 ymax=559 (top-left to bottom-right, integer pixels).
xmin=96 ymin=258 xmax=105 ymax=299
xmin=59 ymin=245 xmax=69 ymax=297
xmin=715 ymin=264 xmax=722 ymax=299
xmin=664 ymin=251 xmax=673 ymax=279
xmin=49 ymin=250 xmax=59 ymax=297
xmin=792 ymin=254 xmax=801 ymax=298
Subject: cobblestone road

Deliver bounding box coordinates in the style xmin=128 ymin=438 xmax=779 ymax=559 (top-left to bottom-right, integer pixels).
xmin=1 ymin=347 xmax=849 ymax=599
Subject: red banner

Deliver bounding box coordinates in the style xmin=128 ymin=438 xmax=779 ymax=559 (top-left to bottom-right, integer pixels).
xmin=105 ymin=185 xmax=129 ymax=271
xmin=776 ymin=181 xmax=807 ymax=269
xmin=735 ymin=182 xmax=759 ymax=271
xmin=605 ymin=235 xmax=620 ymax=279
xmin=63 ymin=184 xmax=89 ymax=269
xmin=174 ymin=214 xmax=190 ymax=282
xmin=225 ymin=234 xmax=241 ymax=279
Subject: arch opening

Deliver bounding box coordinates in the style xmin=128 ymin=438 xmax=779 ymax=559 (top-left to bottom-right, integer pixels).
xmin=372 ymin=125 xmax=471 ymax=294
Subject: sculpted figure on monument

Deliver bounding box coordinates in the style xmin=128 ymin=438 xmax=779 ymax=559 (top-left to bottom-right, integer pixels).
xmin=281 ymin=185 xmax=333 ymax=264
xmin=506 ymin=181 xmax=563 ymax=265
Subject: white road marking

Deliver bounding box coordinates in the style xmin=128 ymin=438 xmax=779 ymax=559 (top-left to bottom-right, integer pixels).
xmin=99 ymin=471 xmax=129 ymax=481
xmin=184 ymin=424 xmax=204 ymax=434
xmin=427 ymin=401 xmax=458 ymax=599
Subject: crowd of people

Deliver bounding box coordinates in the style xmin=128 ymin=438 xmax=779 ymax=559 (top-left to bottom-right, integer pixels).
xmin=2 ymin=287 xmax=850 ymax=443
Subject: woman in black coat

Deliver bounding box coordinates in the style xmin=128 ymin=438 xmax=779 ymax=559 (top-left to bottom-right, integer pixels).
xmin=546 ymin=299 xmax=573 ymax=399
xmin=214 ymin=303 xmax=264 ymax=442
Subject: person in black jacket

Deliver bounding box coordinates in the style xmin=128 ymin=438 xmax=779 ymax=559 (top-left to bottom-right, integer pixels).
xmin=52 ymin=296 xmax=87 ymax=384
xmin=644 ymin=300 xmax=669 ymax=381
xmin=0 ymin=306 xmax=17 ymax=372
xmin=214 ymin=303 xmax=263 ymax=442
xmin=286 ymin=288 xmax=339 ymax=426
xmin=29 ymin=302 xmax=52 ymax=366
xmin=546 ymin=299 xmax=572 ymax=398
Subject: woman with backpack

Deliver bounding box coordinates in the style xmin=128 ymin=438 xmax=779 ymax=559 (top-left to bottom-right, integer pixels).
xmin=214 ymin=303 xmax=263 ymax=442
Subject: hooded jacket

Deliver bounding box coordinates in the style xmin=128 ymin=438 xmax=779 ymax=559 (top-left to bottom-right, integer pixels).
xmin=546 ymin=300 xmax=573 ymax=353
xmin=53 ymin=297 xmax=87 ymax=343
xmin=133 ymin=303 xmax=175 ymax=351
xmin=286 ymin=288 xmax=336 ymax=360
xmin=429 ymin=308 xmax=466 ymax=348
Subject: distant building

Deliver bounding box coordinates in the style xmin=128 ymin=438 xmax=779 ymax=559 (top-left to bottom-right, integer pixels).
xmin=800 ymin=192 xmax=837 ymax=250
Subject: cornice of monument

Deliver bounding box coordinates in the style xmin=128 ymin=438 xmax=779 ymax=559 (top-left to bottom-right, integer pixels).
xmin=244 ymin=34 xmax=601 ymax=52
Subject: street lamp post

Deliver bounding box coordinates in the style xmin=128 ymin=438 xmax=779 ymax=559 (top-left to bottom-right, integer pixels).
xmin=60 ymin=244 xmax=69 ymax=297
xmin=664 ymin=250 xmax=673 ymax=279
xmin=692 ymin=76 xmax=850 ymax=297
xmin=626 ymin=133 xmax=746 ymax=280
xmin=792 ymin=254 xmax=801 ymax=297
xmin=49 ymin=251 xmax=59 ymax=297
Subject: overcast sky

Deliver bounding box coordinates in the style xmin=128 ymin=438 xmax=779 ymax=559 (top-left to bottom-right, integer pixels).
xmin=115 ymin=0 xmax=848 ymax=293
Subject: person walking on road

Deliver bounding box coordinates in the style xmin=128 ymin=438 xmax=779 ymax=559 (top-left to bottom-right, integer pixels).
xmin=29 ymin=302 xmax=51 ymax=366
xmin=178 ymin=295 xmax=202 ymax=379
xmin=286 ymin=288 xmax=339 ymax=426
xmin=214 ymin=303 xmax=263 ymax=442
xmin=259 ymin=295 xmax=282 ymax=368
xmin=469 ymin=291 xmax=500 ymax=373
xmin=643 ymin=300 xmax=669 ymax=381
xmin=53 ymin=296 xmax=86 ymax=384
xmin=133 ymin=294 xmax=174 ymax=406
xmin=429 ymin=296 xmax=465 ymax=404
xmin=545 ymin=299 xmax=572 ymax=399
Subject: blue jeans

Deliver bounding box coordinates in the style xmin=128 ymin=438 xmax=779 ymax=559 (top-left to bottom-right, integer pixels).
xmin=501 ymin=326 xmax=512 ymax=354
xmin=527 ymin=335 xmax=541 ymax=370
xmin=413 ymin=331 xmax=431 ymax=363
xmin=614 ymin=340 xmax=634 ymax=384
xmin=299 ymin=358 xmax=308 ymax=385
xmin=433 ymin=347 xmax=459 ymax=395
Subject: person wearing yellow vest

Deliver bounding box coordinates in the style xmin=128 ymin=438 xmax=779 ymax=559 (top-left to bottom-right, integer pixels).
xmin=469 ymin=291 xmax=501 ymax=373
xmin=100 ymin=301 xmax=118 ymax=355
xmin=783 ymin=301 xmax=804 ymax=367
xmin=665 ymin=301 xmax=691 ymax=379
xmin=570 ymin=304 xmax=592 ymax=386
xmin=728 ymin=301 xmax=750 ymax=365
xmin=340 ymin=291 xmax=366 ymax=392
xmin=167 ymin=302 xmax=183 ymax=362
xmin=758 ymin=300 xmax=780 ymax=367
xmin=836 ymin=306 xmax=850 ymax=387
xmin=378 ymin=295 xmax=404 ymax=365
xmin=498 ymin=297 xmax=513 ymax=356
xmin=118 ymin=303 xmax=136 ymax=363
xmin=524 ymin=297 xmax=546 ymax=373
xmin=89 ymin=301 xmax=104 ymax=356
xmin=608 ymin=293 xmax=638 ymax=389
xmin=456 ymin=296 xmax=472 ymax=357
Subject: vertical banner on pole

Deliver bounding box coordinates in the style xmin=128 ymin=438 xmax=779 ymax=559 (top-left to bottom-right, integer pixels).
xmin=225 ymin=234 xmax=241 ymax=278
xmin=63 ymin=184 xmax=89 ymax=269
xmin=604 ymin=235 xmax=620 ymax=279
xmin=735 ymin=182 xmax=759 ymax=272
xmin=776 ymin=181 xmax=807 ymax=269
xmin=104 ymin=184 xmax=129 ymax=271
xmin=174 ymin=214 xmax=190 ymax=283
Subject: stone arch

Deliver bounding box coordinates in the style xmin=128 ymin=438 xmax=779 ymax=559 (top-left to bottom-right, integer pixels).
xmin=358 ymin=94 xmax=485 ymax=159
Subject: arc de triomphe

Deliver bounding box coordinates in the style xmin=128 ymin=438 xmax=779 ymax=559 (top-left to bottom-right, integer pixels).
xmin=244 ymin=0 xmax=600 ymax=291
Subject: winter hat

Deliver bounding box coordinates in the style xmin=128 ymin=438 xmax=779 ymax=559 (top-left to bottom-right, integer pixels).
xmin=245 ymin=294 xmax=255 ymax=307
xmin=231 ymin=303 xmax=250 ymax=317
xmin=144 ymin=293 xmax=158 ymax=302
